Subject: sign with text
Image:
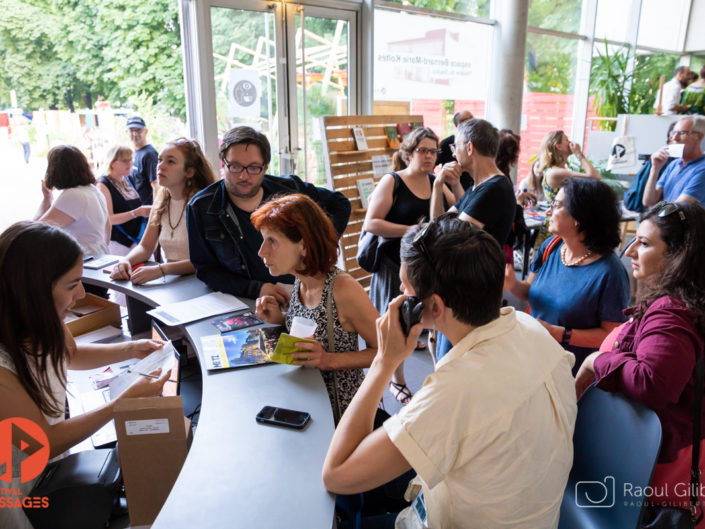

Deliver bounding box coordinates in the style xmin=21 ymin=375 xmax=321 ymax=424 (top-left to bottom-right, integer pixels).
xmin=374 ymin=10 xmax=491 ymax=101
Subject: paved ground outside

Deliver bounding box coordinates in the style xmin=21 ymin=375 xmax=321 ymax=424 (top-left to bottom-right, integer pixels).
xmin=0 ymin=138 xmax=47 ymax=233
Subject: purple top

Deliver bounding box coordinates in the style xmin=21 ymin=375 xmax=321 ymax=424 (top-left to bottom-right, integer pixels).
xmin=594 ymin=295 xmax=704 ymax=462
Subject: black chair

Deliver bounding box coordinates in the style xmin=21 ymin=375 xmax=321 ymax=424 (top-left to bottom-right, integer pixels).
xmin=559 ymin=386 xmax=662 ymax=529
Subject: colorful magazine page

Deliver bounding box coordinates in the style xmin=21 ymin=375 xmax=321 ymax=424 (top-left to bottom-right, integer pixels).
xmin=384 ymin=126 xmax=400 ymax=149
xmin=270 ymin=333 xmax=316 ymax=365
xmin=210 ymin=312 xmax=263 ymax=333
xmin=200 ymin=326 xmax=282 ymax=370
xmin=396 ymin=122 xmax=412 ymax=141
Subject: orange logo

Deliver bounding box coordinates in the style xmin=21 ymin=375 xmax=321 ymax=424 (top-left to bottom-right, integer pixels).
xmin=0 ymin=418 xmax=50 ymax=484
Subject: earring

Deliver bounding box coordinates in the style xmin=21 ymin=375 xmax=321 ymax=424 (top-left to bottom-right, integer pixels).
xmin=186 ymin=178 xmax=192 ymax=187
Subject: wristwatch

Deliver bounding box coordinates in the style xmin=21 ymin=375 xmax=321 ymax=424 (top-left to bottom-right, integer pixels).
xmin=561 ymin=327 xmax=573 ymax=347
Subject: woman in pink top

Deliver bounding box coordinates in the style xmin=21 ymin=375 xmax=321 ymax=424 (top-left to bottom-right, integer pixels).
xmin=575 ymin=201 xmax=705 ymax=524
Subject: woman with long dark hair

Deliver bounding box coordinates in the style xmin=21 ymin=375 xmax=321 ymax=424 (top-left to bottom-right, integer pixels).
xmin=0 ymin=222 xmax=170 ymax=529
xmin=111 ymin=138 xmax=217 ymax=284
xmin=575 ymin=201 xmax=705 ymax=525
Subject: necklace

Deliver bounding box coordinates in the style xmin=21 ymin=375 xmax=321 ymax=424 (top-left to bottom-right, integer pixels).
xmin=561 ymin=244 xmax=592 ymax=267
xmin=167 ymin=197 xmax=187 ymax=238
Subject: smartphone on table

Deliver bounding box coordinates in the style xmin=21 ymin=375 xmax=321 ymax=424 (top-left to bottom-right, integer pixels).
xmin=256 ymin=406 xmax=311 ymax=429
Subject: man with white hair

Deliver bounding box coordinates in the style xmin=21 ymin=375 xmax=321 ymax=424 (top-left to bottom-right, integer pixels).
xmin=643 ymin=115 xmax=705 ymax=206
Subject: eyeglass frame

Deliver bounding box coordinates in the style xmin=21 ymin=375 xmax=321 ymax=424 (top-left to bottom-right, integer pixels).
xmin=414 ymin=147 xmax=441 ymax=156
xmin=223 ymin=159 xmax=266 ymax=176
xmin=670 ymin=129 xmax=702 ymax=138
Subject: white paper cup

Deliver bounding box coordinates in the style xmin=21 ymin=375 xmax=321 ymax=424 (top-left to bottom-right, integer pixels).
xmin=290 ymin=316 xmax=317 ymax=338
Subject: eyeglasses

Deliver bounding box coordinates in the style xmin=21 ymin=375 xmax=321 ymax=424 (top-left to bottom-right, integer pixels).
xmin=415 ymin=148 xmax=441 ymax=156
xmin=549 ymin=198 xmax=565 ymax=210
xmin=223 ymin=160 xmax=265 ymax=175
xmin=413 ymin=221 xmax=437 ymax=273
xmin=655 ymin=201 xmax=687 ymax=225
xmin=671 ymin=130 xmax=700 ymax=138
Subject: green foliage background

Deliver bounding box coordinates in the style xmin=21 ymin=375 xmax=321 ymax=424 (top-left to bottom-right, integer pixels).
xmin=0 ymin=0 xmax=184 ymax=118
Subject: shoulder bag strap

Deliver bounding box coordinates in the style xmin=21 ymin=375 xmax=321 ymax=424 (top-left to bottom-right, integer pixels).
xmin=690 ymin=351 xmax=704 ymax=524
xmin=542 ymin=236 xmax=563 ymax=265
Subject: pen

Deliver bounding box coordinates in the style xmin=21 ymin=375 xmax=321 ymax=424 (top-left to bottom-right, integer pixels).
xmin=128 ymin=369 xmax=177 ymax=383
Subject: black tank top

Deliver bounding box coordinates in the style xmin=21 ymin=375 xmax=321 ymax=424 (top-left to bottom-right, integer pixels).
xmin=100 ymin=176 xmax=144 ymax=247
xmin=383 ymin=172 xmax=439 ymax=265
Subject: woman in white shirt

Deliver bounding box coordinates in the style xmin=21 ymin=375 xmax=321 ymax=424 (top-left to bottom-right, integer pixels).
xmin=111 ymin=138 xmax=217 ymax=284
xmin=34 ymin=145 xmax=109 ymax=255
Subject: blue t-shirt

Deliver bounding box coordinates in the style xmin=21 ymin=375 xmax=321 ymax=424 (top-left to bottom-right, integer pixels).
xmin=529 ymin=237 xmax=630 ymax=368
xmin=656 ymin=154 xmax=705 ymax=205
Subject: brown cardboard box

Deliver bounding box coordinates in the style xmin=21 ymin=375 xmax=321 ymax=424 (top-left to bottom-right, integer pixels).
xmin=65 ymin=292 xmax=121 ymax=336
xmin=113 ymin=396 xmax=189 ymax=526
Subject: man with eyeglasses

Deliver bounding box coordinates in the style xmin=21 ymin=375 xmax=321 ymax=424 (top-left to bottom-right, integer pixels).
xmin=437 ymin=110 xmax=474 ymax=190
xmin=187 ymin=126 xmax=351 ymax=303
xmin=323 ymin=218 xmax=576 ymax=529
xmin=643 ymin=116 xmax=705 ymax=208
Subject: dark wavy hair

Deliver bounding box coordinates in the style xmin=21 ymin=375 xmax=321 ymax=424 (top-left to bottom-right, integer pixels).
xmin=391 ymin=127 xmax=439 ymax=171
xmin=0 ymin=222 xmax=82 ymax=417
xmin=633 ymin=201 xmax=705 ymax=336
xmin=400 ymin=215 xmax=504 ymax=326
xmin=45 ymin=145 xmax=96 ymax=189
xmin=496 ymin=129 xmax=520 ymax=177
xmin=219 ymin=126 xmax=271 ymax=166
xmin=562 ymin=178 xmax=621 ymax=255
xmin=250 ymin=194 xmax=339 ymax=276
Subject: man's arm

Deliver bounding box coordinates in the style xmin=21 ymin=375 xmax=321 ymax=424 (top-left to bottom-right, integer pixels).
xmin=642 ymin=148 xmax=669 ymax=207
xmin=288 ymin=175 xmax=351 ymax=236
xmin=186 ymin=202 xmax=263 ymax=298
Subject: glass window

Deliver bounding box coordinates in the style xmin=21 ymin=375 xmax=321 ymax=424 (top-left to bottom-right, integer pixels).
xmin=521 ymin=33 xmax=578 ymax=178
xmin=630 ymin=50 xmax=680 ymax=114
xmin=373 ymin=8 xmax=491 ymax=139
xmin=594 ymin=0 xmax=634 ymax=44
xmin=637 ymin=0 xmax=689 ymax=51
xmin=210 ymin=6 xmax=280 ymax=174
xmin=380 ymin=0 xmax=490 ymax=18
xmin=528 ymin=0 xmax=582 ymax=34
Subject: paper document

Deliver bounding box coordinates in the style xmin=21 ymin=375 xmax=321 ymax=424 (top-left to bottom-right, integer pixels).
xmin=108 ymin=341 xmax=175 ymax=400
xmin=147 ymin=292 xmax=248 ymax=326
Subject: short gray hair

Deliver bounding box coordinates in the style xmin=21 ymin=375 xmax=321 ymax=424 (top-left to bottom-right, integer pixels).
xmin=681 ymin=116 xmax=705 ymax=135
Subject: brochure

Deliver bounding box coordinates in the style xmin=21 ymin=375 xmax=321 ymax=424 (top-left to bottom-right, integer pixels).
xmin=352 ymin=126 xmax=369 ymax=150
xmin=201 ymin=326 xmax=282 ymax=370
xmin=356 ymin=178 xmax=376 ymax=209
xmin=384 ymin=126 xmax=400 ymax=149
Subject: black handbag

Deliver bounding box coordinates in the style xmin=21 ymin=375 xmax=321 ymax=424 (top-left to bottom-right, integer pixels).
xmin=356 ymin=173 xmax=401 ymax=274
xmin=640 ymin=352 xmax=705 ymax=529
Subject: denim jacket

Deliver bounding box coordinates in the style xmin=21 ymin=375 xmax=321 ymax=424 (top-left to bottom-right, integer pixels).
xmin=186 ymin=176 xmax=351 ymax=299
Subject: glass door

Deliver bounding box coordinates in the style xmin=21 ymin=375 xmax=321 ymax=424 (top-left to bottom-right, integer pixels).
xmin=210 ymin=3 xmax=285 ymax=174
xmin=182 ymin=0 xmax=359 ymax=180
xmin=287 ymin=4 xmax=356 ymax=184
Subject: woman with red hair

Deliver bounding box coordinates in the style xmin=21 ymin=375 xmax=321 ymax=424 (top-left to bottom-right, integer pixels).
xmin=252 ymin=194 xmax=379 ymax=421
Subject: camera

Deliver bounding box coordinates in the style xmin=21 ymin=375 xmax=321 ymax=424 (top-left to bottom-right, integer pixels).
xmin=399 ymin=297 xmax=424 ymax=336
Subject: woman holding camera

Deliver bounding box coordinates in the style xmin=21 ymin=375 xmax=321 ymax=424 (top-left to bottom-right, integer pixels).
xmin=252 ymin=194 xmax=378 ymax=421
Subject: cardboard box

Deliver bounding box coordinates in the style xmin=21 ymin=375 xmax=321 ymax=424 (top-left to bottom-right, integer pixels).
xmin=114 ymin=396 xmax=190 ymax=526
xmin=65 ymin=293 xmax=121 ymax=336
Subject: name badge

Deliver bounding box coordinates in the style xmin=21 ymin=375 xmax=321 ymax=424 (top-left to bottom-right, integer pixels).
xmin=412 ymin=489 xmax=428 ymax=528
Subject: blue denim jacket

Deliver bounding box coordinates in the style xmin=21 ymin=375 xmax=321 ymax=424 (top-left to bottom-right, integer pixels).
xmin=186 ymin=176 xmax=351 ymax=299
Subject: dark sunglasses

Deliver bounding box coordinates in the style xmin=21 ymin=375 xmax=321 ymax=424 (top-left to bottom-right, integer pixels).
xmin=655 ymin=201 xmax=687 ymax=225
xmin=413 ymin=221 xmax=437 ymax=273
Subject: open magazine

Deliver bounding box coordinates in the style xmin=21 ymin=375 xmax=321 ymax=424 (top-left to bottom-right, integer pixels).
xmin=200 ymin=326 xmax=315 ymax=371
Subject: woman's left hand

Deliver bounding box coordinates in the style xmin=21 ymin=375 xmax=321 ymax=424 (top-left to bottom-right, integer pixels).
xmin=126 ymin=339 xmax=164 ymax=360
xmin=130 ymin=265 xmax=162 ymax=285
xmin=538 ymin=319 xmax=564 ymax=342
xmin=291 ymin=341 xmax=333 ymax=370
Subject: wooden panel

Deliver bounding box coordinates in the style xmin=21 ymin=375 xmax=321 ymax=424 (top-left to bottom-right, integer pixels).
xmin=320 ymin=114 xmax=424 ymax=287
xmin=322 ymin=114 xmax=422 ymax=127
xmin=373 ymin=101 xmax=411 ymax=115
xmin=327 ymin=138 xmax=390 ymax=152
